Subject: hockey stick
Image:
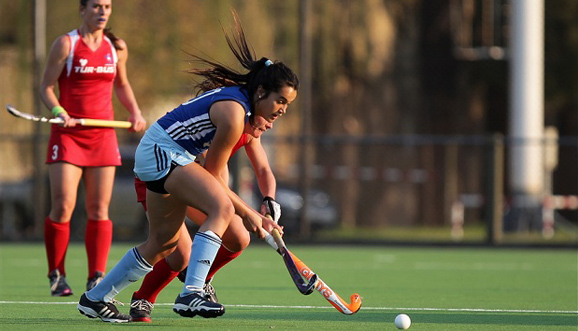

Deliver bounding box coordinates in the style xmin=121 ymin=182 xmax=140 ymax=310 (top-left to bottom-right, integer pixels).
xmin=264 ymin=230 xmax=361 ymax=315
xmin=6 ymin=104 xmax=132 ymax=129
xmin=288 ymin=251 xmax=361 ymax=315
xmin=263 ymin=225 xmax=317 ymax=295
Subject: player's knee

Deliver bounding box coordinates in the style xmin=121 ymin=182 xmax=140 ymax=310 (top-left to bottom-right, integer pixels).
xmin=222 ymin=219 xmax=250 ymax=252
xmin=85 ymin=203 xmax=109 ymax=220
xmin=215 ymin=199 xmax=235 ymax=224
xmin=165 ymin=247 xmax=190 ymax=269
xmin=226 ymin=231 xmax=250 ymax=252
xmin=51 ymin=203 xmax=75 ymax=221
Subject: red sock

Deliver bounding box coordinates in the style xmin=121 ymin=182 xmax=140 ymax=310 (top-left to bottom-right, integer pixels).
xmin=85 ymin=219 xmax=112 ymax=278
xmin=206 ymin=245 xmax=242 ymax=281
xmin=44 ymin=217 xmax=70 ymax=276
xmin=133 ymin=258 xmax=179 ymax=303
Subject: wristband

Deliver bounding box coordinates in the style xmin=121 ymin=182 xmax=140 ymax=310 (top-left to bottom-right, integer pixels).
xmin=51 ymin=106 xmax=67 ymax=117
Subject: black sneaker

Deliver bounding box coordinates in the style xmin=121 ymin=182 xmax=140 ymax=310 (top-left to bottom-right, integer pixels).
xmin=173 ymin=292 xmax=225 ymax=318
xmin=78 ymin=293 xmax=132 ymax=323
xmin=130 ymin=293 xmax=154 ymax=323
xmin=49 ymin=270 xmax=73 ymax=297
xmin=203 ymin=279 xmax=218 ymax=303
xmin=86 ymin=271 xmax=104 ymax=291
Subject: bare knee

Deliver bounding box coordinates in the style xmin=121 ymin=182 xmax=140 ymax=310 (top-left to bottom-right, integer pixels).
xmin=223 ymin=230 xmax=250 ymax=252
xmin=202 ymin=199 xmax=235 ymax=236
xmin=50 ymin=199 xmax=76 ymax=221
xmin=222 ymin=216 xmax=251 ymax=252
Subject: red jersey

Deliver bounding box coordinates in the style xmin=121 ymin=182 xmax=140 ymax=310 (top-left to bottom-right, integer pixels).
xmin=230 ymin=133 xmax=249 ymax=157
xmin=46 ymin=29 xmax=121 ymax=166
xmin=58 ymin=29 xmax=117 ymax=119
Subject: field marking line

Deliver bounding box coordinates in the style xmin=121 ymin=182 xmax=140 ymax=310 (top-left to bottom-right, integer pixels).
xmin=0 ymin=301 xmax=576 ymax=314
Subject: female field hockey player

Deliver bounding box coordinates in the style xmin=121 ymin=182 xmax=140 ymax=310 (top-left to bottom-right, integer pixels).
xmin=129 ymin=116 xmax=282 ymax=322
xmin=39 ymin=0 xmax=146 ymax=297
xmin=77 ymin=11 xmax=298 ymax=322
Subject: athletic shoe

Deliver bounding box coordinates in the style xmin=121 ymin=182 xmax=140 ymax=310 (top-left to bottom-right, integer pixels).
xmin=77 ymin=293 xmax=132 ymax=323
xmin=173 ymin=292 xmax=225 ymax=318
xmin=86 ymin=271 xmax=104 ymax=291
xmin=203 ymin=278 xmax=218 ymax=303
xmin=49 ymin=270 xmax=73 ymax=297
xmin=129 ymin=293 xmax=154 ymax=323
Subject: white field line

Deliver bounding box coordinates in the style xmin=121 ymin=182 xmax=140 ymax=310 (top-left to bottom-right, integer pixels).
xmin=0 ymin=301 xmax=576 ymax=314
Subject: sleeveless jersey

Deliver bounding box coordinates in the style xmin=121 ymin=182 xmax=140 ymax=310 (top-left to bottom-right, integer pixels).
xmin=46 ymin=29 xmax=120 ymax=166
xmin=156 ymin=86 xmax=252 ymax=157
xmin=58 ymin=29 xmax=118 ymax=119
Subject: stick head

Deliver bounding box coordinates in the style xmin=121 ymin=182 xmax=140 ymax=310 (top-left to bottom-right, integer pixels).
xmin=346 ymin=293 xmax=362 ymax=314
xmin=6 ymin=104 xmax=22 ymax=117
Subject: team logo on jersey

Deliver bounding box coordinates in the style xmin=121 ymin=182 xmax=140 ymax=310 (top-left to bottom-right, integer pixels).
xmin=74 ymin=56 xmax=115 ymax=74
xmin=105 ymin=53 xmax=112 ymax=63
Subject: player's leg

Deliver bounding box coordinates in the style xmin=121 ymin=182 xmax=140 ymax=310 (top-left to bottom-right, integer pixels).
xmin=130 ymin=223 xmax=191 ymax=322
xmin=46 ymin=162 xmax=82 ymax=296
xmin=78 ymin=191 xmax=184 ymax=323
xmin=83 ymin=166 xmax=115 ymax=290
xmin=164 ymin=163 xmax=232 ymax=318
xmin=179 ymin=207 xmax=250 ymax=303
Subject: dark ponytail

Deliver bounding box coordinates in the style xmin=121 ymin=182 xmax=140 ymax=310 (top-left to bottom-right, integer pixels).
xmin=104 ymin=28 xmax=123 ymax=50
xmin=186 ymin=10 xmax=299 ymax=99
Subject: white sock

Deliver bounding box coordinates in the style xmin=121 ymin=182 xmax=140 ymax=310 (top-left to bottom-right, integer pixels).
xmin=181 ymin=230 xmax=222 ymax=296
xmin=86 ymin=247 xmax=153 ymax=302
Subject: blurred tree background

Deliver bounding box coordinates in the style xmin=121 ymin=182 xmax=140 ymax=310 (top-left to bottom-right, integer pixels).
xmin=0 ymin=0 xmax=576 ymax=241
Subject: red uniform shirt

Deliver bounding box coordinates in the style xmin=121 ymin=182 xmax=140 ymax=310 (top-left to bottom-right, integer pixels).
xmin=46 ymin=30 xmax=121 ymax=166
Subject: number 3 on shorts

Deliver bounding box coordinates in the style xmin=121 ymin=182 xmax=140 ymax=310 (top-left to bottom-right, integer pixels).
xmin=51 ymin=145 xmax=59 ymax=160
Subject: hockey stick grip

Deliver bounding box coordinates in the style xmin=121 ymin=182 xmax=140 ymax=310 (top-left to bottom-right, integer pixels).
xmin=270 ymin=228 xmax=285 ymax=250
xmin=77 ymin=118 xmax=132 ymax=128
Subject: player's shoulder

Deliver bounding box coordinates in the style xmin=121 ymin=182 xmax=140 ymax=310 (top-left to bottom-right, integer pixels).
xmin=114 ymin=38 xmax=128 ymax=50
xmin=53 ymin=34 xmax=71 ymax=47
xmin=50 ymin=34 xmax=71 ymax=57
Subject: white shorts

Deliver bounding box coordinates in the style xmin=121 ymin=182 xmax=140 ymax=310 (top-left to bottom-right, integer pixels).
xmin=133 ymin=123 xmax=197 ymax=181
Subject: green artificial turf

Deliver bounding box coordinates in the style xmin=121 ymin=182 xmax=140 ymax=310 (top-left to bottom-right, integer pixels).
xmin=0 ymin=242 xmax=576 ymax=330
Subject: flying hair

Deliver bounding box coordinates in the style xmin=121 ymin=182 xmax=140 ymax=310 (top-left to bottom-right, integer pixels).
xmin=185 ymin=10 xmax=299 ymax=100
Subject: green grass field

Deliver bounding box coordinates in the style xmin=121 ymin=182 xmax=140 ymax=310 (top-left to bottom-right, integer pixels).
xmin=0 ymin=242 xmax=576 ymax=330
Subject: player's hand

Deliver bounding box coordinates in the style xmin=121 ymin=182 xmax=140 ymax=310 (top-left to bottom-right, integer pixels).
xmin=128 ymin=112 xmax=147 ymax=132
xmin=261 ymin=196 xmax=281 ymax=223
xmin=241 ymin=212 xmax=265 ymax=239
xmin=60 ymin=113 xmax=77 ymax=127
xmin=263 ymin=214 xmax=284 ymax=236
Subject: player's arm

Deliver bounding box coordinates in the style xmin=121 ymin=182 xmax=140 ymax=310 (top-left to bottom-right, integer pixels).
xmin=207 ymin=102 xmax=281 ymax=237
xmin=113 ymin=39 xmax=146 ymax=132
xmin=245 ymin=136 xmax=276 ymax=197
xmin=244 ymin=136 xmax=281 ymax=222
xmin=39 ymin=35 xmax=76 ymax=127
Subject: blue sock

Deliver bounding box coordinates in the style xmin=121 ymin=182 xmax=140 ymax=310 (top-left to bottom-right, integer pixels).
xmin=181 ymin=230 xmax=222 ymax=296
xmin=86 ymin=247 xmax=152 ymax=302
